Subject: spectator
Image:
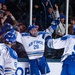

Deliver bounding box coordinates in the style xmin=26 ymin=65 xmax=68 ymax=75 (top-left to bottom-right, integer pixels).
xmin=33 ymin=0 xmax=43 ymax=26
xmin=2 ymin=4 xmax=7 ymax=11
xmin=47 ymin=7 xmax=54 ymax=27
xmin=0 ymin=11 xmax=4 ymax=26
xmin=55 ymin=14 xmax=66 ymax=38
xmin=41 ymin=0 xmax=49 ymax=11
xmin=47 ymin=4 xmax=59 ymax=27
xmin=60 ymin=1 xmax=73 ymax=17
xmin=16 ymin=23 xmax=26 ymax=33
xmin=33 ymin=0 xmax=42 ymax=13
xmin=3 ymin=10 xmax=16 ymax=25
xmin=0 ymin=3 xmax=2 ymax=10
xmin=0 ymin=4 xmax=8 ymax=16
xmin=68 ymin=17 xmax=75 ymax=35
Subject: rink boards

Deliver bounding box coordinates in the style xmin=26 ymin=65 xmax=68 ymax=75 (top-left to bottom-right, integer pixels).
xmin=15 ymin=58 xmax=62 ymax=75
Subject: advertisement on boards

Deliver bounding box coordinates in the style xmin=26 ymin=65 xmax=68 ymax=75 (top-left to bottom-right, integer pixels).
xmin=15 ymin=62 xmax=62 ymax=75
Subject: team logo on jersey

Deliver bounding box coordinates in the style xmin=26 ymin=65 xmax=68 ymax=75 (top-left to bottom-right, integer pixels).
xmin=14 ymin=62 xmax=17 ymax=68
xmin=13 ymin=50 xmax=17 ymax=57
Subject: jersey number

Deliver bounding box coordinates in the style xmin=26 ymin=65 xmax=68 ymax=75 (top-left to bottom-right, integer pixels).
xmin=34 ymin=45 xmax=39 ymax=49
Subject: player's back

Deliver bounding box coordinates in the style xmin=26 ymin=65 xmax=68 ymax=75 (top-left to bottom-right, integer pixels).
xmin=0 ymin=43 xmax=18 ymax=75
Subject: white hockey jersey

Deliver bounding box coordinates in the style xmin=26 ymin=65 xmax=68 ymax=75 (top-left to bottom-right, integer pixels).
xmin=17 ymin=31 xmax=51 ymax=60
xmin=48 ymin=34 xmax=75 ymax=61
xmin=0 ymin=43 xmax=18 ymax=75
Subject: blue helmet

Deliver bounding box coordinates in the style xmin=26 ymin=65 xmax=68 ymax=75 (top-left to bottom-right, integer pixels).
xmin=27 ymin=25 xmax=37 ymax=31
xmin=0 ymin=23 xmax=13 ymax=36
xmin=60 ymin=14 xmax=66 ymax=19
xmin=3 ymin=29 xmax=16 ymax=44
xmin=2 ymin=23 xmax=13 ymax=32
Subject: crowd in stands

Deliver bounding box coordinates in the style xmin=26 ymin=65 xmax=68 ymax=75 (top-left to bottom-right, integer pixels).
xmin=0 ymin=0 xmax=75 ymax=59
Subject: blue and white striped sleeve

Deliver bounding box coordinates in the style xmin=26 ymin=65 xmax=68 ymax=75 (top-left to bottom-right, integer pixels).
xmin=47 ymin=35 xmax=69 ymax=49
xmin=45 ymin=19 xmax=60 ymax=36
xmin=0 ymin=65 xmax=4 ymax=75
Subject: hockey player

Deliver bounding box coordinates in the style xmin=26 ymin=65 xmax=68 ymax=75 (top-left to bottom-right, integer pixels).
xmin=0 ymin=27 xmax=18 ymax=75
xmin=47 ymin=34 xmax=75 ymax=75
xmin=16 ymin=18 xmax=60 ymax=75
xmin=15 ymin=4 xmax=60 ymax=75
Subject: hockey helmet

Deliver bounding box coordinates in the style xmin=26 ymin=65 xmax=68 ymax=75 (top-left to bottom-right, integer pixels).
xmin=3 ymin=29 xmax=16 ymax=44
xmin=27 ymin=25 xmax=37 ymax=31
xmin=0 ymin=23 xmax=13 ymax=36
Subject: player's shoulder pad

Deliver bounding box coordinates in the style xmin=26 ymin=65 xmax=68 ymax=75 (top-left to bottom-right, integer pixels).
xmin=0 ymin=44 xmax=8 ymax=55
xmin=0 ymin=44 xmax=5 ymax=51
xmin=70 ymin=35 xmax=75 ymax=38
xmin=6 ymin=46 xmax=18 ymax=59
xmin=38 ymin=31 xmax=44 ymax=35
xmin=61 ymin=34 xmax=70 ymax=40
xmin=38 ymin=31 xmax=49 ymax=35
xmin=38 ymin=31 xmax=50 ymax=39
xmin=21 ymin=32 xmax=30 ymax=36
